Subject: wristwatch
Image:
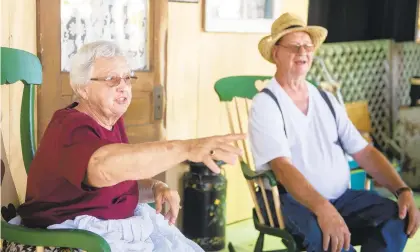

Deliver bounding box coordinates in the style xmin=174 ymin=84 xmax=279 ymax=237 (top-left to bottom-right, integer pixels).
xmin=394 ymin=187 xmax=413 ymax=198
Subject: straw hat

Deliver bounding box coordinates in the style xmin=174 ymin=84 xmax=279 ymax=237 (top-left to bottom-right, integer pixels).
xmin=258 ymin=12 xmax=328 ymax=63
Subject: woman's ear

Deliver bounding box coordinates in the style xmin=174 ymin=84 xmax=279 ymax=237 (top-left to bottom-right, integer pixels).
xmin=77 ymin=86 xmax=89 ymax=100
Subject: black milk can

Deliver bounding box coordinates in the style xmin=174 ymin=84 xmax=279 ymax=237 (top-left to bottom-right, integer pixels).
xmin=182 ymin=160 xmax=227 ymax=251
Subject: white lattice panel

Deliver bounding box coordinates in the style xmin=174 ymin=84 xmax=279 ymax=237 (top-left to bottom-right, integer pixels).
xmin=307 ymin=40 xmax=392 ymax=147
xmin=394 ymin=42 xmax=420 ymax=108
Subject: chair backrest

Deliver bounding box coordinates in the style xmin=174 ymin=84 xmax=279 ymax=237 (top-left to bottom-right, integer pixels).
xmin=1 ymin=47 xmax=42 ymax=174
xmin=215 ymin=75 xmax=286 ymax=229
xmin=214 ymin=76 xmax=315 ymax=229
xmin=215 ymin=75 xmax=329 ymax=228
xmin=214 ymin=76 xmax=270 ymax=166
xmin=214 ymin=75 xmax=321 ymax=166
xmin=215 ymin=76 xmax=376 ymax=228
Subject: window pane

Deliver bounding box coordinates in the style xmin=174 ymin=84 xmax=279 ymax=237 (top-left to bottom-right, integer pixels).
xmin=61 ymin=0 xmax=149 ymax=72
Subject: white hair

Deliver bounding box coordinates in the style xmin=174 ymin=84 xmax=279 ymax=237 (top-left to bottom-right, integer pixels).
xmin=69 ymin=40 xmax=125 ymax=99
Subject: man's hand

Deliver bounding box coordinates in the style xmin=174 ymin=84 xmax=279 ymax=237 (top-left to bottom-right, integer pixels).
xmin=186 ymin=133 xmax=245 ymax=173
xmin=398 ymin=191 xmax=420 ymax=238
xmin=316 ymin=204 xmax=351 ymax=252
xmin=153 ymin=182 xmax=181 ymax=225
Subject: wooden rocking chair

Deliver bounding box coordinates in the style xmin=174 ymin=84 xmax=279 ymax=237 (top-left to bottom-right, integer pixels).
xmin=1 ymin=47 xmax=111 ymax=252
xmin=214 ymin=76 xmax=374 ymax=252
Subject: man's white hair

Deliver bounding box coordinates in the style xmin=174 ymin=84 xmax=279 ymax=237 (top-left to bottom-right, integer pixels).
xmin=69 ymin=40 xmax=125 ymax=99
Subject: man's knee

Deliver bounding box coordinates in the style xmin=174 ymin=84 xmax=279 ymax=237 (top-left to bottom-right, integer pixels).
xmin=375 ymin=198 xmax=407 ymax=243
xmin=380 ymin=217 xmax=408 ymax=250
xmin=299 ymin=221 xmax=355 ymax=252
xmin=380 ymin=197 xmax=400 ymax=218
xmin=296 ymin=219 xmax=323 ymax=252
xmin=364 ymin=198 xmax=407 ymax=251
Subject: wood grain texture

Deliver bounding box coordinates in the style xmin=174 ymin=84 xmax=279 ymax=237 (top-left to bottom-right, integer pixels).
xmin=165 ymin=1 xmax=309 ymax=224
xmin=37 ymin=0 xmax=167 ymax=147
xmin=1 ymin=0 xmax=37 ymax=204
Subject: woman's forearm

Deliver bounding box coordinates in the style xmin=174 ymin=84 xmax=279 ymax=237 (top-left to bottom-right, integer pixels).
xmin=87 ymin=140 xmax=190 ymax=187
xmin=137 ymin=179 xmax=167 ymax=203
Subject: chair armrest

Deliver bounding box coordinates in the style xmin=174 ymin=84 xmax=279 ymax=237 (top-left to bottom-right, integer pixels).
xmin=240 ymin=161 xmax=278 ymax=187
xmin=1 ymin=221 xmax=111 ymax=251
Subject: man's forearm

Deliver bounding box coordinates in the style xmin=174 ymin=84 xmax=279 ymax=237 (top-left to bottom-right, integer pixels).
xmin=87 ymin=140 xmax=190 ymax=187
xmin=353 ymin=145 xmax=407 ymax=193
xmin=270 ymin=158 xmax=332 ymax=216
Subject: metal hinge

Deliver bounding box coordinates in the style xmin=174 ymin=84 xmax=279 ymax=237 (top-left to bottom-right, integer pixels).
xmin=153 ymin=85 xmax=163 ymax=120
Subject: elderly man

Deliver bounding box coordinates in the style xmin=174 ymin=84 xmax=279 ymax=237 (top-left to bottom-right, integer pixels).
xmin=249 ymin=13 xmax=419 ymax=252
xmin=13 ymin=41 xmax=244 ymax=252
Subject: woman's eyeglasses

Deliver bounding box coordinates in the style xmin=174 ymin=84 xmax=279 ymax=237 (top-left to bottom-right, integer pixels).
xmin=90 ymin=75 xmax=138 ymax=87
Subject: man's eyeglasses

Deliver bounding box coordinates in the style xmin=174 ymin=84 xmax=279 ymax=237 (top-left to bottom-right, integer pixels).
xmin=90 ymin=75 xmax=138 ymax=87
xmin=276 ymin=43 xmax=315 ymax=54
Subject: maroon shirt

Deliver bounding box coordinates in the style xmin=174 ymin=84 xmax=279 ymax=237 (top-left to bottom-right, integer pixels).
xmin=18 ymin=103 xmax=139 ymax=228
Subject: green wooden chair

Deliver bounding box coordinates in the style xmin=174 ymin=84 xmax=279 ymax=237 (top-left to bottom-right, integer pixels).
xmin=214 ymin=75 xmax=373 ymax=252
xmin=0 ymin=47 xmax=111 ymax=252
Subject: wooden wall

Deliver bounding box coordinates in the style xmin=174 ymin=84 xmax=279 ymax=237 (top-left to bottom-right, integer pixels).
xmin=165 ymin=1 xmax=308 ymax=224
xmin=0 ymin=0 xmax=308 ymax=225
xmin=1 ymin=0 xmax=37 ymax=208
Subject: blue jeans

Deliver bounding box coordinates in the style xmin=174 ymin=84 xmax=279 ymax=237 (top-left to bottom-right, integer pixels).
xmin=258 ymin=189 xmax=408 ymax=252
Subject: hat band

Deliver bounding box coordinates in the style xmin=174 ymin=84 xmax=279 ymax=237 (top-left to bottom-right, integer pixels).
xmin=274 ymin=25 xmax=304 ymax=45
xmin=285 ymin=25 xmax=303 ymax=30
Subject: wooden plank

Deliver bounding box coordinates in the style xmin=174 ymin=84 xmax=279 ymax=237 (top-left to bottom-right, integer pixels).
xmin=8 ymin=81 xmax=28 ymax=203
xmin=124 ymin=93 xmax=153 ymax=125
xmin=59 ymin=95 xmax=73 ymax=108
xmin=236 ymin=98 xmax=254 ymax=167
xmin=271 ymin=186 xmax=285 ymax=229
xmin=61 ymin=72 xmax=72 ymax=96
xmin=165 ymin=1 xmax=201 ymax=227
xmin=222 ymin=102 xmax=254 ymax=223
xmin=1 ymin=134 xmax=20 ymax=209
xmin=247 ymin=180 xmax=265 ymax=225
xmin=125 ymin=124 xmax=162 ymax=143
xmin=165 ymin=1 xmax=200 ymax=141
xmin=1 ymin=0 xmax=11 ymax=46
xmin=37 ymin=0 xmax=61 ymax=139
xmin=130 ymin=72 xmax=154 ymax=92
xmin=4 ymin=0 xmax=37 ymax=204
xmin=257 ymin=177 xmax=274 ymax=227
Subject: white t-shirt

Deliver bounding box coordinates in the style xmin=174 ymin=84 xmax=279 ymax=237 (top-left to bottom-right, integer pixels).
xmin=249 ymin=78 xmax=368 ymax=200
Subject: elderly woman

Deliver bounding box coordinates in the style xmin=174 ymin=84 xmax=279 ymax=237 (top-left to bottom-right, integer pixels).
xmin=13 ymin=41 xmax=244 ymax=252
xmin=249 ymin=13 xmax=419 ymax=252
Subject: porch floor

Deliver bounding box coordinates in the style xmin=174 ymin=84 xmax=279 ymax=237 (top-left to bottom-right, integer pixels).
xmin=222 ymin=191 xmax=420 ymax=252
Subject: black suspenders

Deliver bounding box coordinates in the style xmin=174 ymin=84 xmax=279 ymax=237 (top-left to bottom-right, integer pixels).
xmin=261 ymin=87 xmax=344 ymax=151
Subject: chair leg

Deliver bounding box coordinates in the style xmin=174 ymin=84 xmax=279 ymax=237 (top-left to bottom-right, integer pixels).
xmin=228 ymin=242 xmax=236 ymax=252
xmin=254 ymin=232 xmax=265 ymax=252
xmin=281 ymin=238 xmax=298 ymax=252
